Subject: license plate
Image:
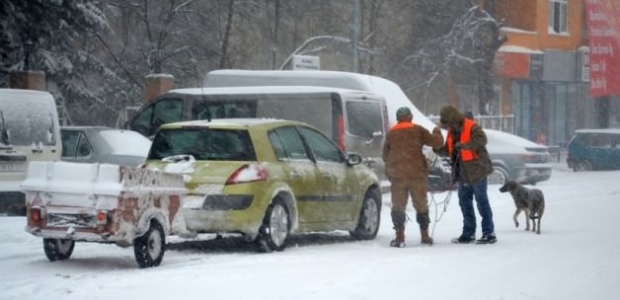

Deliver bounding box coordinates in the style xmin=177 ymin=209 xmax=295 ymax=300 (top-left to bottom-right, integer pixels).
xmin=47 ymin=213 xmax=96 ymax=228
xmin=0 ymin=162 xmax=26 ymax=173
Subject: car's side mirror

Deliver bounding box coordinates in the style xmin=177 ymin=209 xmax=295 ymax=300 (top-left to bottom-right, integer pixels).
xmin=347 ymin=152 xmax=363 ymax=166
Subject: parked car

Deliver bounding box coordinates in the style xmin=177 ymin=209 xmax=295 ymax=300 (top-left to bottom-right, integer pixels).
xmin=61 ymin=126 xmax=151 ymax=167
xmin=567 ymin=128 xmax=620 ymax=171
xmin=145 ymin=118 xmax=382 ymax=252
xmin=485 ymin=129 xmax=552 ymax=185
xmin=1 ymin=89 xmax=61 ymax=215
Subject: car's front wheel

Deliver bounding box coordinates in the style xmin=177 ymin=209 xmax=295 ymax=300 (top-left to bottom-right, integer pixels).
xmin=134 ymin=220 xmax=165 ymax=268
xmin=488 ymin=166 xmax=509 ymax=185
xmin=256 ymin=199 xmax=290 ymax=252
xmin=350 ymin=189 xmax=381 ymax=240
xmin=43 ymin=238 xmax=75 ymax=261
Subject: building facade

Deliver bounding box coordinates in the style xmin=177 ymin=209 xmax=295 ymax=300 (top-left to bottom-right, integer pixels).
xmin=488 ymin=0 xmax=620 ymax=146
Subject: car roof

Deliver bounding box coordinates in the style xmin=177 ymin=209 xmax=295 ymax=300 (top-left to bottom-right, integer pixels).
xmin=574 ymin=128 xmax=620 ymax=134
xmin=165 ymin=85 xmax=376 ymax=97
xmin=61 ymin=126 xmax=111 ymax=132
xmin=159 ymin=118 xmax=308 ymax=130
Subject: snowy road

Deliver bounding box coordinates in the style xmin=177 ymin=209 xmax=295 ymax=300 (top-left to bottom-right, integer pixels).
xmin=1 ymin=163 xmax=619 ymax=300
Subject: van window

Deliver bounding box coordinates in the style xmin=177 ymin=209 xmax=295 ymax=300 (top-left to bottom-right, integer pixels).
xmin=0 ymin=98 xmax=57 ymax=146
xmin=191 ymin=100 xmax=256 ymax=120
xmin=346 ymin=101 xmax=383 ymax=138
xmin=131 ymin=98 xmax=183 ymax=137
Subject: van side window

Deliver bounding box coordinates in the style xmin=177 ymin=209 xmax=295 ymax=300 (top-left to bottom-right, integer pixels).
xmin=192 ymin=100 xmax=256 ymax=120
xmin=346 ymin=101 xmax=383 ymax=138
xmin=298 ymin=127 xmax=343 ymax=163
xmin=272 ymin=127 xmax=309 ymax=160
xmin=151 ymin=98 xmax=183 ymax=136
xmin=131 ymin=105 xmax=154 ymax=137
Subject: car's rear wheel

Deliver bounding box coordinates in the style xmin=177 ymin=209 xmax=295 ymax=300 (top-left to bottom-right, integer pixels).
xmin=488 ymin=166 xmax=509 ymax=185
xmin=256 ymin=199 xmax=290 ymax=252
xmin=133 ymin=220 xmax=165 ymax=268
xmin=350 ymin=189 xmax=381 ymax=240
xmin=574 ymin=160 xmax=592 ymax=172
xmin=43 ymin=238 xmax=75 ymax=261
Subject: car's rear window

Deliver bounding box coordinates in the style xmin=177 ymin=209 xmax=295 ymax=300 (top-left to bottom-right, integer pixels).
xmin=149 ymin=127 xmax=256 ymax=161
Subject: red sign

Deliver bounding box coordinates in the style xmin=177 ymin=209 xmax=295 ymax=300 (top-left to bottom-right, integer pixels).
xmin=586 ymin=0 xmax=620 ymax=97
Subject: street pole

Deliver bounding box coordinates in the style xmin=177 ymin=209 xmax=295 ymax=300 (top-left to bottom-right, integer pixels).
xmin=351 ymin=0 xmax=360 ymax=73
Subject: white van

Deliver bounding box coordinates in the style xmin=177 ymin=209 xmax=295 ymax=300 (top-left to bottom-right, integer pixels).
xmin=125 ymin=86 xmax=389 ymax=177
xmin=202 ymin=70 xmax=453 ymax=190
xmin=0 ymin=89 xmax=62 ymax=215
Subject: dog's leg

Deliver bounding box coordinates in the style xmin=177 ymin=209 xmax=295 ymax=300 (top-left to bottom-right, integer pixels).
xmin=513 ymin=209 xmax=520 ymax=228
xmin=536 ymin=211 xmax=542 ymax=234
xmin=524 ymin=208 xmax=530 ymax=231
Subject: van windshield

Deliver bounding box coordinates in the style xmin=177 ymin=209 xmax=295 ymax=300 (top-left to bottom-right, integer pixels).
xmin=0 ymin=99 xmax=56 ymax=146
xmin=346 ymin=101 xmax=383 ymax=138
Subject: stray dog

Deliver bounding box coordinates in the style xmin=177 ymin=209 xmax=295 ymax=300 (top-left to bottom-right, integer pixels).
xmin=499 ymin=180 xmax=545 ymax=234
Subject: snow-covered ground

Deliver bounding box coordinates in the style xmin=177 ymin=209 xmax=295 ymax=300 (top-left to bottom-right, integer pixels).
xmin=1 ymin=162 xmax=618 ymax=300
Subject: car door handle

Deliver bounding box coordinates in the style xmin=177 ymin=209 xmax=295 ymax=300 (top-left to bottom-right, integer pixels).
xmin=31 ymin=149 xmax=43 ymax=154
xmin=290 ymin=171 xmax=301 ymax=179
xmin=321 ymin=173 xmax=333 ymax=180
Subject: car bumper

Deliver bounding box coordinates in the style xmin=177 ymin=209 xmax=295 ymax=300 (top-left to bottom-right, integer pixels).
xmin=519 ymin=163 xmax=552 ymax=183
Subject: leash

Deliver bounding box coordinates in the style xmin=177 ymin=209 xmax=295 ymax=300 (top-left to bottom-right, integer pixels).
xmin=428 ymin=151 xmax=461 ymax=237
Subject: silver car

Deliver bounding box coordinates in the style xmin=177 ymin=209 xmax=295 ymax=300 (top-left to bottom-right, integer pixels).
xmin=485 ymin=129 xmax=552 ymax=185
xmin=61 ymin=126 xmax=151 ymax=167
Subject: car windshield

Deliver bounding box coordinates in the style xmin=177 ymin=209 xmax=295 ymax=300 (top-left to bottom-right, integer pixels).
xmin=149 ymin=127 xmax=256 ymax=161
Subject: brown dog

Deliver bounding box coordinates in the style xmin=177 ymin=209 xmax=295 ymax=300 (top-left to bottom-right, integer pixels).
xmin=499 ymin=180 xmax=545 ymax=234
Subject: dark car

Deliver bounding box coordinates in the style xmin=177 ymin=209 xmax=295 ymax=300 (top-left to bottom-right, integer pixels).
xmin=567 ymin=128 xmax=620 ymax=171
xmin=61 ymin=126 xmax=151 ymax=167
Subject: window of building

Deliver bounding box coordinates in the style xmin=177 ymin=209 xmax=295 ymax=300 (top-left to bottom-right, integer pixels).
xmin=548 ymin=0 xmax=568 ymax=34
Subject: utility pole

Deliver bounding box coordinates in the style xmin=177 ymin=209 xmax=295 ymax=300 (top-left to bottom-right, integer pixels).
xmin=351 ymin=0 xmax=360 ymax=73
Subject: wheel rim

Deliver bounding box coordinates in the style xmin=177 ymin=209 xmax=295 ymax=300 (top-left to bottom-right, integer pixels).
xmin=57 ymin=240 xmax=73 ymax=254
xmin=269 ymin=204 xmax=289 ymax=247
xmin=362 ymin=197 xmax=379 ymax=233
xmin=488 ymin=167 xmax=507 ymax=185
xmin=577 ymin=161 xmax=591 ymax=171
xmin=147 ymin=229 xmax=163 ymax=259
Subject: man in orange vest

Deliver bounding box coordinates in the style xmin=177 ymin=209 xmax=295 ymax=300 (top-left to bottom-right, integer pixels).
xmin=382 ymin=107 xmax=444 ymax=247
xmin=435 ymin=105 xmax=497 ymax=244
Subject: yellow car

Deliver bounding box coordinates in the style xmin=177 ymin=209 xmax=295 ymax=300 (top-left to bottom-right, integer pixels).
xmin=145 ymin=118 xmax=381 ymax=251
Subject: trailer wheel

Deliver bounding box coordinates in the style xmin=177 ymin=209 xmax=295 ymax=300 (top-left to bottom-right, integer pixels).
xmin=134 ymin=220 xmax=165 ymax=268
xmin=43 ymin=238 xmax=75 ymax=261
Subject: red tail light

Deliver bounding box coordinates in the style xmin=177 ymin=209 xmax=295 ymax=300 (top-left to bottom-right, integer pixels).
xmin=337 ymin=115 xmax=346 ymax=151
xmin=30 ymin=208 xmax=41 ymax=223
xmin=225 ymin=164 xmax=269 ymax=185
xmin=97 ymin=211 xmax=108 ymax=225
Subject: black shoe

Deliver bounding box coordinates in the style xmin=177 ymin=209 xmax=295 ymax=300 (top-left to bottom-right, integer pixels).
xmin=476 ymin=234 xmax=497 ymax=244
xmin=451 ymin=235 xmax=476 ymax=244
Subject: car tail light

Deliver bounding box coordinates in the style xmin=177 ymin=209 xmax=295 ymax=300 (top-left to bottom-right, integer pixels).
xmin=337 ymin=115 xmax=346 ymax=151
xmin=225 ymin=164 xmax=269 ymax=185
xmin=30 ymin=208 xmax=42 ymax=223
xmin=97 ymin=211 xmax=108 ymax=226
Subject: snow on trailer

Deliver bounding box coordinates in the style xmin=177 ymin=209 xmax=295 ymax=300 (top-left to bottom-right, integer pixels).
xmin=20 ymin=161 xmax=189 ymax=268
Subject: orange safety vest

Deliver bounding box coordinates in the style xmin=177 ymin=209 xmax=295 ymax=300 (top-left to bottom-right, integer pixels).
xmin=447 ymin=118 xmax=478 ymax=161
xmin=390 ymin=121 xmax=414 ymax=131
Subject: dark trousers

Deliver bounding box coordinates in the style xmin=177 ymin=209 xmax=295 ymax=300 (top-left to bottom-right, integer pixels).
xmin=457 ymin=178 xmax=495 ymax=237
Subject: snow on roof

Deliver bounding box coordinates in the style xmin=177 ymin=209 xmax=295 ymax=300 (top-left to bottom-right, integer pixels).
xmin=575 ymin=128 xmax=620 ymax=134
xmin=498 ymin=45 xmax=544 ymax=54
xmin=169 ymin=85 xmax=376 ymax=97
xmin=98 ymin=129 xmax=152 ymax=156
xmin=499 ymin=27 xmax=537 ymax=35
xmin=163 ymin=118 xmax=294 ymax=129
